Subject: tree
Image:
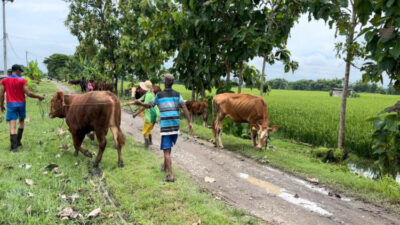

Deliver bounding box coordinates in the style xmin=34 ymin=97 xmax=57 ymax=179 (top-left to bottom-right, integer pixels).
xmin=23 ymin=60 xmax=44 ymax=82
xmin=43 ymin=54 xmax=71 ymax=80
xmin=355 ymin=0 xmax=400 ymax=89
xmin=268 ymin=78 xmax=289 ymax=89
xmin=308 ymin=0 xmax=366 ymax=153
xmin=119 ymin=0 xmax=175 ymax=82
xmin=257 ymin=1 xmax=302 ymax=96
xmin=65 ymin=0 xmax=122 ymax=93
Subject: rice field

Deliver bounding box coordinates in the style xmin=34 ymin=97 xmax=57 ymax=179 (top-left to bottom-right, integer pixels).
xmin=174 ymin=85 xmax=399 ymax=158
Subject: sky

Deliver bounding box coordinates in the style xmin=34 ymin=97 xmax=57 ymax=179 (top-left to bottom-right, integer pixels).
xmin=0 ymin=0 xmax=387 ymax=86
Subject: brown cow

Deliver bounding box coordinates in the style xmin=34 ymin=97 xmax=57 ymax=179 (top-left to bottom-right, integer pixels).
xmin=93 ymin=81 xmax=113 ymax=91
xmin=49 ymin=91 xmax=125 ymax=167
xmin=186 ymin=100 xmax=208 ymax=127
xmin=212 ymin=93 xmax=277 ymax=149
xmin=68 ymin=79 xmax=81 ymax=85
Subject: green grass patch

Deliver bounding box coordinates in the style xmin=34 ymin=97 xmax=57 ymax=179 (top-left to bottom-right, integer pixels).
xmin=180 ymin=120 xmax=400 ymax=211
xmin=0 ymin=81 xmax=258 ymax=224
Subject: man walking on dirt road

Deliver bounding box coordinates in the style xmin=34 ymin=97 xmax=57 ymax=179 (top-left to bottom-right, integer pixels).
xmin=0 ymin=64 xmax=44 ymax=151
xmin=134 ymin=73 xmax=193 ymax=182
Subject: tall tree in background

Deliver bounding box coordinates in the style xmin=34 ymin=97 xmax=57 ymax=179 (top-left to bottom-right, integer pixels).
xmin=43 ymin=54 xmax=70 ymax=80
xmin=308 ymin=0 xmax=365 ymax=153
xmin=65 ymin=0 xmax=122 ymax=93
xmin=258 ymin=0 xmax=301 ymax=96
xmin=119 ymin=0 xmax=176 ymax=83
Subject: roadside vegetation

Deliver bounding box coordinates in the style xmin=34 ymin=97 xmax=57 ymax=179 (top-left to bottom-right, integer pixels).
xmin=0 ymin=81 xmax=258 ymax=224
xmin=179 ymin=120 xmax=400 ymax=212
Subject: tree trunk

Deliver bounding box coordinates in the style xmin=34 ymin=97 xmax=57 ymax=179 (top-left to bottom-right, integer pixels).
xmin=226 ymin=60 xmax=231 ymax=85
xmin=238 ymin=62 xmax=244 ymax=93
xmin=191 ymin=85 xmax=195 ymax=101
xmin=260 ymin=57 xmax=266 ymax=96
xmin=338 ymin=5 xmax=357 ymax=153
xmin=201 ymin=84 xmax=205 ymax=99
xmin=113 ymin=74 xmax=118 ymax=94
xmin=120 ymin=77 xmax=124 ymax=97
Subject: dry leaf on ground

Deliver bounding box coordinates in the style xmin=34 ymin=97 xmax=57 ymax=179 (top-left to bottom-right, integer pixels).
xmin=204 ymin=176 xmax=216 ymax=183
xmin=87 ymin=208 xmax=101 ymax=218
xmin=25 ymin=179 xmax=34 ymax=186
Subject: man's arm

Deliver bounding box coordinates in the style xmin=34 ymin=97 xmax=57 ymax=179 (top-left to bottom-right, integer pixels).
xmin=182 ymin=104 xmax=193 ymax=133
xmin=23 ymin=84 xmax=44 ymax=100
xmin=0 ymin=85 xmax=5 ymax=112
xmin=132 ymin=107 xmax=145 ymax=118
xmin=133 ymin=99 xmax=151 ymax=108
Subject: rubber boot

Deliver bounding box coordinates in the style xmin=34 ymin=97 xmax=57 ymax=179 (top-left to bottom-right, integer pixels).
xmin=10 ymin=134 xmax=18 ymax=152
xmin=17 ymin=128 xmax=23 ymax=147
xmin=149 ymin=134 xmax=152 ymax=145
xmin=144 ymin=137 xmax=149 ymax=149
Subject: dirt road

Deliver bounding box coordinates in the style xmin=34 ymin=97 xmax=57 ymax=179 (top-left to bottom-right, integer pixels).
xmin=53 ymin=81 xmax=400 ymax=225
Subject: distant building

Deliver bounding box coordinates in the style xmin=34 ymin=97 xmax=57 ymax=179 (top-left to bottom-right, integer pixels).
xmin=330 ymin=88 xmax=354 ymax=97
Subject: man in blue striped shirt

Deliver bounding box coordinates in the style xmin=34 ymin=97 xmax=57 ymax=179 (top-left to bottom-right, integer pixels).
xmin=134 ymin=73 xmax=193 ymax=182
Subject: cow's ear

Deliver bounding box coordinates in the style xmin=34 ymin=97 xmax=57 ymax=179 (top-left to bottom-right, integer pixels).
xmin=268 ymin=125 xmax=278 ymax=133
xmin=57 ymin=92 xmax=64 ymax=100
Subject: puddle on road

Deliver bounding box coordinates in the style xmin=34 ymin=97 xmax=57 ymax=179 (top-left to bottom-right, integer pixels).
xmin=238 ymin=173 xmax=333 ymax=217
xmin=347 ymin=163 xmax=400 ymax=184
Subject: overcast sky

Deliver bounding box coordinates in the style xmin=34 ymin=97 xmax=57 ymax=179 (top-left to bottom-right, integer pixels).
xmin=1 ymin=0 xmax=386 ymax=86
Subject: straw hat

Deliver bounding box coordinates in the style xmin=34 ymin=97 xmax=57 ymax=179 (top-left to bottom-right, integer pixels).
xmin=139 ymin=80 xmax=152 ymax=91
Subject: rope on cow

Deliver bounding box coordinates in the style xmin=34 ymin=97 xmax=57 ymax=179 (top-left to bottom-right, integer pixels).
xmin=38 ymin=100 xmax=46 ymax=119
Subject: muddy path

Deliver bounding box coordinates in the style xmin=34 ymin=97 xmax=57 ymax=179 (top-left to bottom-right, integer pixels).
xmin=53 ymin=81 xmax=400 ymax=225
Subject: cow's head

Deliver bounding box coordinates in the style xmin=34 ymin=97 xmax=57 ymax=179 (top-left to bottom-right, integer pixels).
xmin=257 ymin=125 xmax=278 ymax=149
xmin=49 ymin=92 xmax=65 ymax=118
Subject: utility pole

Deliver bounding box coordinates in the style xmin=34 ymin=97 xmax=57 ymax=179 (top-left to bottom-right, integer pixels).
xmin=2 ymin=0 xmax=13 ymax=75
xmin=25 ymin=51 xmax=28 ymax=65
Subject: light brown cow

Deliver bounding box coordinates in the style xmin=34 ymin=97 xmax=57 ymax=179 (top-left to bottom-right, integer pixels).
xmin=49 ymin=91 xmax=125 ymax=167
xmin=212 ymin=93 xmax=277 ymax=149
xmin=186 ymin=100 xmax=208 ymax=126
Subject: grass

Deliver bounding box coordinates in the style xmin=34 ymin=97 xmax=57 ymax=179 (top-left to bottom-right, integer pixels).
xmin=61 ymin=81 xmax=400 ymax=210
xmin=173 ymin=85 xmax=400 ymax=158
xmin=179 ymin=120 xmax=400 ymax=211
xmin=0 ymin=80 xmax=259 ymax=224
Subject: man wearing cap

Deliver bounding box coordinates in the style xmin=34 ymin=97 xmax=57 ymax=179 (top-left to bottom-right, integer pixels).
xmin=127 ymin=80 xmax=159 ymax=148
xmin=134 ymin=73 xmax=193 ymax=182
xmin=0 ymin=64 xmax=44 ymax=151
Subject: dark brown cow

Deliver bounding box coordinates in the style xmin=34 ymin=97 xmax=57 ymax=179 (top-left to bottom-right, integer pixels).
xmin=186 ymin=100 xmax=208 ymax=127
xmin=49 ymin=91 xmax=125 ymax=167
xmin=212 ymin=93 xmax=277 ymax=149
xmin=68 ymin=79 xmax=81 ymax=85
xmin=93 ymin=81 xmax=113 ymax=91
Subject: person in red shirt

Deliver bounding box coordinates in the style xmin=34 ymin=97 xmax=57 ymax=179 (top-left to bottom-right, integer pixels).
xmin=0 ymin=64 xmax=44 ymax=151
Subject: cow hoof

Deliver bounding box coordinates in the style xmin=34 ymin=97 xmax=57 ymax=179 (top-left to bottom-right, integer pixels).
xmin=93 ymin=161 xmax=99 ymax=168
xmin=83 ymin=151 xmax=93 ymax=158
xmin=74 ymin=152 xmax=79 ymax=156
xmin=118 ymin=162 xmax=124 ymax=168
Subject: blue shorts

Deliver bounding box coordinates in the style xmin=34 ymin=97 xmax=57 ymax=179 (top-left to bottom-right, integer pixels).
xmin=160 ymin=134 xmax=178 ymax=150
xmin=6 ymin=105 xmax=26 ymax=121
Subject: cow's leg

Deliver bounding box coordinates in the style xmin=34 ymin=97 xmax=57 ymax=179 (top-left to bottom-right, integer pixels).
xmin=72 ymin=133 xmax=82 ymax=156
xmin=72 ymin=131 xmax=92 ymax=158
xmin=110 ymin=126 xmax=124 ymax=167
xmin=250 ymin=125 xmax=257 ymax=147
xmin=203 ymin=111 xmax=207 ymax=127
xmin=93 ymin=130 xmax=106 ymax=168
xmin=216 ymin=113 xmax=225 ymax=149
